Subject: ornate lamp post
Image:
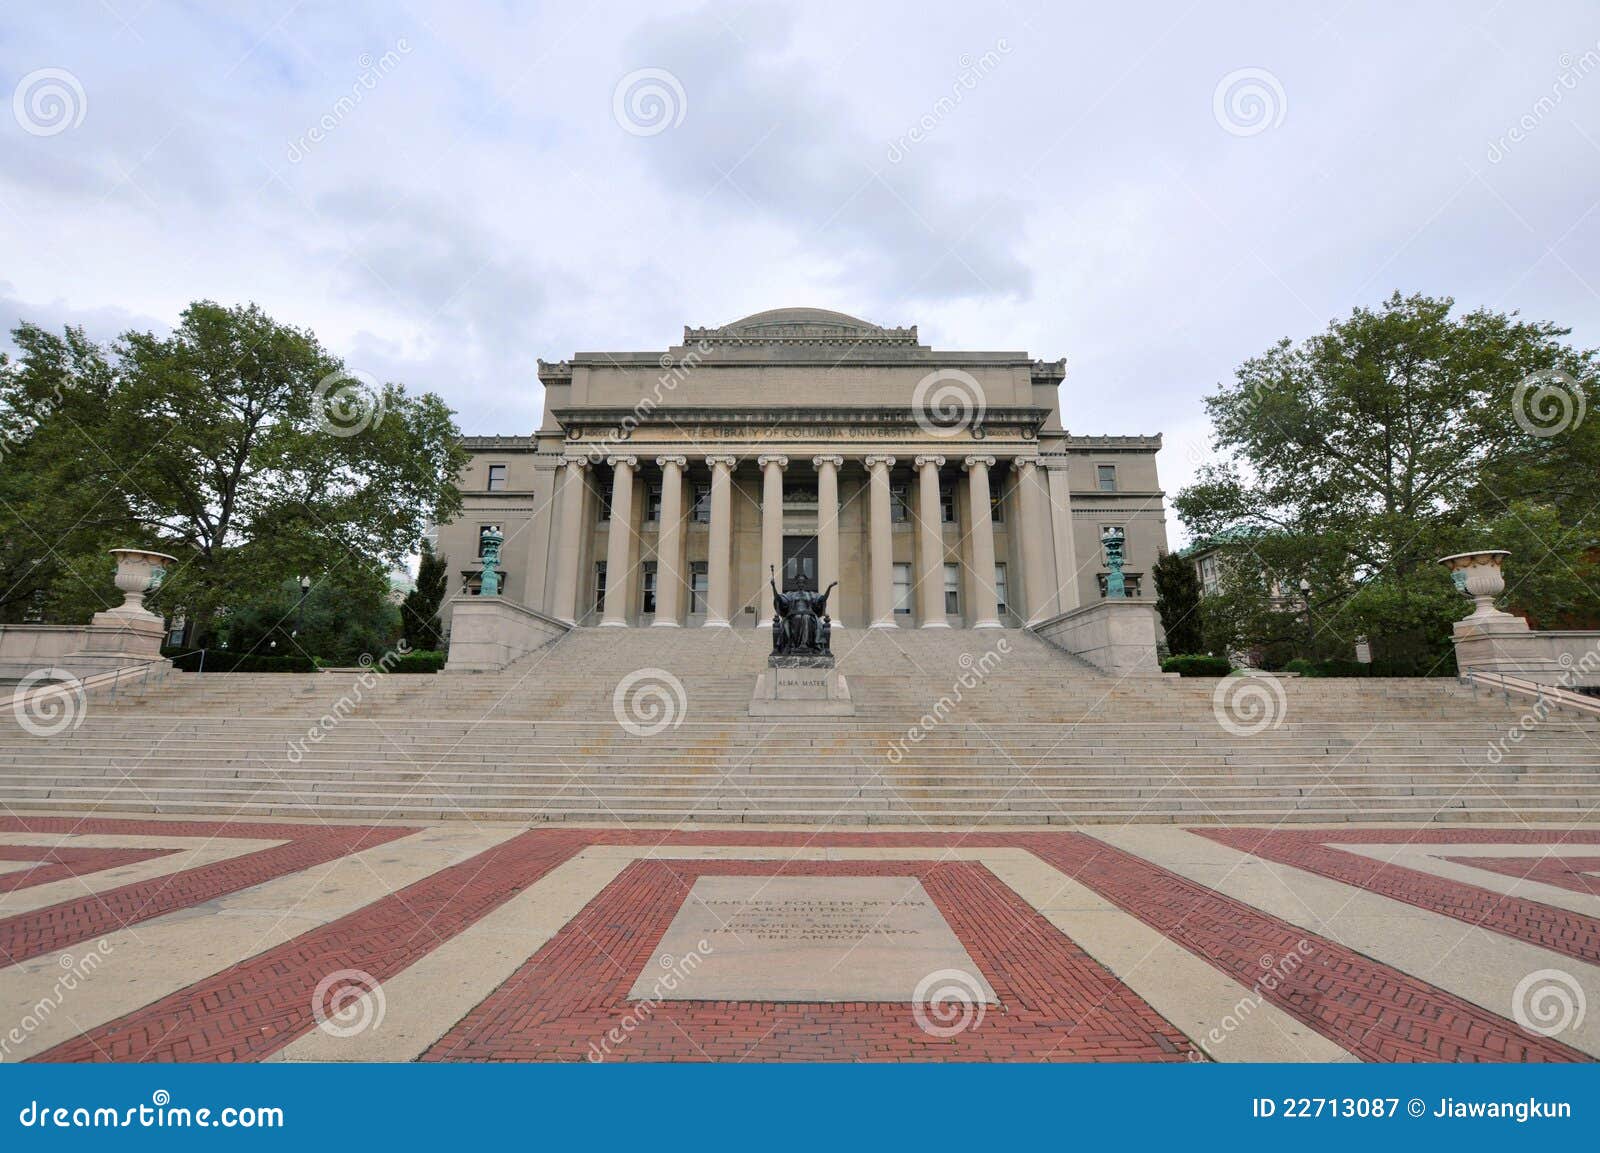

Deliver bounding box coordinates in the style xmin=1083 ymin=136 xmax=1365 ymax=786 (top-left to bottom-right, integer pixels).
xmin=479 ymin=528 xmax=504 ymax=597
xmin=1101 ymin=528 xmax=1127 ymax=599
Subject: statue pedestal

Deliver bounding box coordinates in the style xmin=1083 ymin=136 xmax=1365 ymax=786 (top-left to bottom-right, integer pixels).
xmin=749 ymin=663 xmax=855 ymax=718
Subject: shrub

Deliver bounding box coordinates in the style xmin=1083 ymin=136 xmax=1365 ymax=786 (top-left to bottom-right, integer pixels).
xmin=1161 ymin=653 xmax=1232 ymax=677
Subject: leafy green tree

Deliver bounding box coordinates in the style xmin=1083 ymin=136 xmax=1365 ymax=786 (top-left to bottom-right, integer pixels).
xmin=2 ymin=302 xmax=467 ymax=639
xmin=400 ymin=539 xmax=449 ymax=652
xmin=1152 ymin=551 xmax=1204 ymax=655
xmin=1176 ymin=292 xmax=1599 ymax=669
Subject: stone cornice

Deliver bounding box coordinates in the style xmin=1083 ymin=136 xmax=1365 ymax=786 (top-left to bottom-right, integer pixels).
xmin=551 ymin=405 xmax=1048 ymax=442
xmin=1062 ymin=434 xmax=1163 ymax=451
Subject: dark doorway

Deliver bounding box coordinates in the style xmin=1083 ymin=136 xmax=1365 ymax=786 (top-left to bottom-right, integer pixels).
xmin=782 ymin=535 xmax=818 ymax=590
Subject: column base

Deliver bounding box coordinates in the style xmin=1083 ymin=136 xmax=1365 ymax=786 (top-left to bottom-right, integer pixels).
xmin=972 ymin=619 xmax=1003 ymax=629
xmin=650 ymin=620 xmax=680 ymax=628
xmin=703 ymin=619 xmax=732 ymax=628
xmin=870 ymin=620 xmax=899 ymax=629
xmin=598 ymin=619 xmax=628 ymax=628
xmin=921 ymin=621 xmax=951 ymax=629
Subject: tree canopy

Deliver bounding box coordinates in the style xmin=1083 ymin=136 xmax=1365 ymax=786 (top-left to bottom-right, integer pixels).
xmin=0 ymin=301 xmax=467 ymax=646
xmin=1175 ymin=292 xmax=1599 ymax=669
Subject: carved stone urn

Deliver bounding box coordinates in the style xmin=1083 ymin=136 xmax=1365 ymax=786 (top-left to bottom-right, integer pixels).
xmin=1436 ymin=550 xmax=1512 ymax=620
xmin=106 ymin=548 xmax=178 ymax=620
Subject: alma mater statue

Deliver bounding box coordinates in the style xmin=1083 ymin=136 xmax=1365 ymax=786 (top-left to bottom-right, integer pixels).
xmin=769 ymin=565 xmax=837 ymax=664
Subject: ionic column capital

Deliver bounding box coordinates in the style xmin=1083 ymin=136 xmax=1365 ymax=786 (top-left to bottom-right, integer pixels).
xmin=1014 ymin=455 xmax=1042 ymax=471
xmin=914 ymin=455 xmax=945 ymax=470
xmin=757 ymin=454 xmax=789 ymax=470
xmin=962 ymin=455 xmax=997 ymax=470
xmin=704 ymin=454 xmax=738 ymax=470
xmin=863 ymin=455 xmax=897 ymax=472
xmin=605 ymin=455 xmax=638 ymax=470
xmin=812 ymin=454 xmax=844 ymax=470
xmin=655 ymin=455 xmax=687 ymax=470
xmin=560 ymin=455 xmax=590 ymax=470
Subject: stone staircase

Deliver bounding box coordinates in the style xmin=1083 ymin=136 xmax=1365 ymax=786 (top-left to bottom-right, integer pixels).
xmin=0 ymin=626 xmax=1596 ymax=825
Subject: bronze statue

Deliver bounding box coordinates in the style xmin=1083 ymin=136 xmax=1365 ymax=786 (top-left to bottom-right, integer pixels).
xmin=769 ymin=565 xmax=837 ymax=663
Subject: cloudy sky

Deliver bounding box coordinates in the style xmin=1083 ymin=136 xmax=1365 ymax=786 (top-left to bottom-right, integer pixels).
xmin=4 ymin=1 xmax=1598 ymax=543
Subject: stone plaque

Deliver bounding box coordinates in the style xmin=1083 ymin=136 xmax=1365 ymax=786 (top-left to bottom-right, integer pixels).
xmin=631 ymin=875 xmax=996 ymax=1003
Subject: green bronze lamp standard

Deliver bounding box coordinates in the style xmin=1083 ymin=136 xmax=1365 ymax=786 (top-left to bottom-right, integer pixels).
xmin=1101 ymin=527 xmax=1127 ymax=599
xmin=479 ymin=528 xmax=504 ymax=597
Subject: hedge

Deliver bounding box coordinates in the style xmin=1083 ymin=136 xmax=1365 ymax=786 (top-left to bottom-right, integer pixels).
xmin=166 ymin=651 xmax=316 ymax=673
xmin=388 ymin=651 xmax=445 ymax=673
xmin=1160 ymin=654 xmax=1232 ymax=677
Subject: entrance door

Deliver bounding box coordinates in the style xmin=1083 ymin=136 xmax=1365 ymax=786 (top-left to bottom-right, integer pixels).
xmin=782 ymin=535 xmax=818 ymax=590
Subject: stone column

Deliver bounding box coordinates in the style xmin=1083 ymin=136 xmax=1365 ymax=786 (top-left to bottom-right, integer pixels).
xmin=963 ymin=455 xmax=1001 ymax=628
xmin=864 ymin=455 xmax=897 ymax=628
xmin=758 ymin=454 xmax=788 ymax=625
xmin=652 ymin=455 xmax=686 ymax=627
xmin=1015 ymin=456 xmax=1053 ymax=625
xmin=551 ymin=456 xmax=589 ymax=624
xmin=813 ymin=455 xmax=844 ymax=627
xmin=704 ymin=455 xmax=737 ymax=627
xmin=915 ymin=455 xmax=948 ymax=628
xmin=599 ymin=455 xmax=637 ymax=627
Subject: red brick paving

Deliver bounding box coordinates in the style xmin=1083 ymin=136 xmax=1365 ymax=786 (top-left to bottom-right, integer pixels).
xmin=1441 ymin=855 xmax=1600 ymax=898
xmin=1196 ymin=828 xmax=1600 ymax=966
xmin=422 ymin=858 xmax=1193 ymax=1063
xmin=35 ymin=829 xmax=592 ymax=1063
xmin=16 ymin=823 xmax=1597 ymax=1063
xmin=0 ymin=844 xmax=177 ymax=893
xmin=0 ymin=817 xmax=416 ymax=966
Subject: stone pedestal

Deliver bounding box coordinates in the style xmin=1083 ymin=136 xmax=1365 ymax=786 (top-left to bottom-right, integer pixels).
xmin=1029 ymin=600 xmax=1164 ymax=677
xmin=749 ymin=663 xmax=855 ymax=717
xmin=444 ymin=596 xmax=570 ymax=671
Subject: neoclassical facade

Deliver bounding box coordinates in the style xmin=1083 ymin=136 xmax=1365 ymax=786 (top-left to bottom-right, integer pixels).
xmin=434 ymin=309 xmax=1168 ymax=632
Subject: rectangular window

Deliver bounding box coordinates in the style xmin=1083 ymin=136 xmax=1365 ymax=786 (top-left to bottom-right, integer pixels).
xmin=782 ymin=482 xmax=817 ymax=507
xmin=890 ymin=484 xmax=910 ymax=523
xmin=990 ymin=490 xmax=1004 ymax=523
xmin=641 ymin=562 xmax=657 ymax=614
xmin=594 ymin=562 xmax=607 ymax=614
xmin=689 ymin=562 xmax=709 ymax=613
xmin=477 ymin=524 xmax=501 ymax=558
xmin=597 ymin=486 xmax=613 ymax=523
xmin=892 ymin=563 xmax=912 ymax=614
xmin=1100 ymin=525 xmax=1128 ymax=564
xmin=692 ymin=485 xmax=711 ymax=524
xmin=1199 ymin=555 xmax=1219 ymax=595
xmin=645 ymin=483 xmax=662 ymax=523
xmin=994 ymin=564 xmax=1009 ymax=615
xmin=486 ymin=464 xmax=507 ymax=492
xmin=943 ymin=563 xmax=960 ymax=615
xmin=940 ymin=483 xmax=956 ymax=525
xmin=1096 ymin=464 xmax=1118 ymax=492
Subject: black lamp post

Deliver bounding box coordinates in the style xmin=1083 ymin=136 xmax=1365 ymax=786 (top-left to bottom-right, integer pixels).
xmin=296 ymin=575 xmax=311 ymax=637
